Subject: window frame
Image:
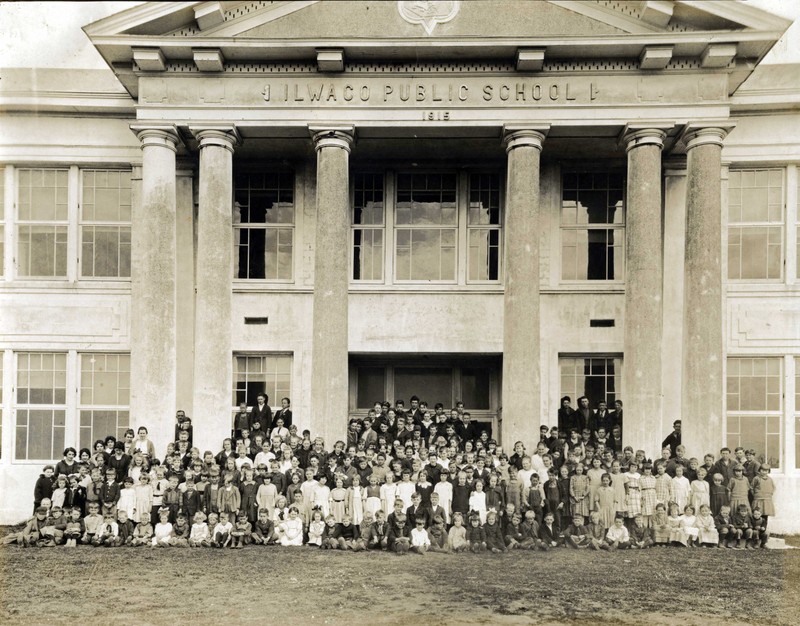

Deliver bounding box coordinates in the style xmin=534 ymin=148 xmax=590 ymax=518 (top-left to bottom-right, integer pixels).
xmin=558 ymin=354 xmax=623 ymax=409
xmin=232 ymin=169 xmax=296 ymax=284
xmin=559 ymin=170 xmax=626 ymax=285
xmin=727 ymin=167 xmax=785 ymax=283
xmin=231 ymin=352 xmax=293 ymax=418
xmin=78 ymin=169 xmax=133 ymax=281
xmin=77 ymin=353 xmax=131 ymax=451
xmin=349 ymin=169 xmax=504 ymax=287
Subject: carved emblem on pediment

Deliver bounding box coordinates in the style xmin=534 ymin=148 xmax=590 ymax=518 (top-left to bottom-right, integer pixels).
xmin=397 ymin=1 xmax=461 ymax=35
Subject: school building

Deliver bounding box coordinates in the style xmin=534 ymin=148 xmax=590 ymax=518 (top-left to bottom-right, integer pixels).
xmin=1 ymin=0 xmax=799 ymax=529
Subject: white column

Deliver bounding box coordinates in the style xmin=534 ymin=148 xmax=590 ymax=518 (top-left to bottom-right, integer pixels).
xmin=190 ymin=126 xmax=239 ymax=455
xmin=309 ymin=125 xmax=354 ymax=447
xmin=501 ymin=126 xmax=548 ymax=448
xmin=129 ymin=125 xmax=180 ymax=455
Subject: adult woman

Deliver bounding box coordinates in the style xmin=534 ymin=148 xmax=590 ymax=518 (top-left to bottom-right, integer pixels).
xmin=55 ymin=447 xmax=79 ymax=478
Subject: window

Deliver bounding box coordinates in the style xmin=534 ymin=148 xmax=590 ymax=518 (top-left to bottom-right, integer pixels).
xmin=351 ymin=171 xmax=503 ymax=285
xmin=232 ymin=354 xmax=292 ymax=410
xmin=15 ymin=352 xmax=66 ymax=460
xmin=0 ymin=167 xmax=5 ymax=276
xmin=395 ymin=173 xmax=458 ymax=282
xmin=468 ymin=173 xmax=502 ymax=282
xmin=234 ymin=172 xmax=294 ymax=280
xmin=17 ymin=168 xmax=68 ymax=278
xmin=394 ymin=367 xmax=454 ymax=407
xmin=560 ymin=356 xmax=622 ymax=407
xmin=352 ymin=173 xmax=385 ymax=281
xmin=795 ymin=358 xmax=800 ymax=469
xmin=728 ymin=168 xmax=783 ymax=280
xmin=79 ymin=354 xmax=130 ymax=450
xmin=561 ymin=172 xmax=625 ymax=281
xmin=726 ymin=357 xmax=781 ymax=467
xmin=80 ymin=170 xmax=132 ymax=278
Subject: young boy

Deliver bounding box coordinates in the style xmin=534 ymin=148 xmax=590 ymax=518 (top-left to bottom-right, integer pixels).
xmin=33 ymin=465 xmax=55 ymax=513
xmin=82 ymin=501 xmax=104 ymax=545
xmin=96 ymin=511 xmax=120 ymax=547
xmin=606 ymin=516 xmax=631 ymax=550
xmin=117 ymin=509 xmax=136 ymax=546
xmin=99 ymin=467 xmax=121 ymax=517
xmin=629 ymin=514 xmax=653 ymax=549
xmin=410 ymin=517 xmax=431 ymax=554
xmin=21 ymin=506 xmax=53 ymax=547
xmin=252 ymin=508 xmax=276 ymax=545
xmin=564 ymin=514 xmax=591 ymax=549
xmin=387 ymin=513 xmax=411 ymax=554
xmin=366 ymin=510 xmax=389 ymax=550
xmin=171 ymin=512 xmax=191 ymax=547
xmin=586 ymin=511 xmax=609 ymax=550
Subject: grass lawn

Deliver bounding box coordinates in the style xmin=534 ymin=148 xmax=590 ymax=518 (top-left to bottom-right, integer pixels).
xmin=1 ymin=541 xmax=797 ymax=626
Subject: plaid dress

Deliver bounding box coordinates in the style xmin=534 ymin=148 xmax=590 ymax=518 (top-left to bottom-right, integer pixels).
xmin=624 ymin=472 xmax=641 ymax=517
xmin=654 ymin=473 xmax=673 ymax=507
xmin=639 ymin=474 xmax=657 ymax=516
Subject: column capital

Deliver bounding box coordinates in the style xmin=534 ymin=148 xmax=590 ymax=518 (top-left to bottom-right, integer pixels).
xmin=621 ymin=123 xmax=674 ymax=153
xmin=309 ymin=125 xmax=355 ymax=153
xmin=681 ymin=122 xmax=736 ymax=150
xmin=190 ymin=125 xmax=240 ymax=152
xmin=502 ymin=124 xmax=549 ymax=153
xmin=130 ymin=124 xmax=180 ymax=152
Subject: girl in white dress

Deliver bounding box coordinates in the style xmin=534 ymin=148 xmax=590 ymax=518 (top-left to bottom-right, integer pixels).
xmin=313 ymin=474 xmax=331 ymax=518
xmin=347 ymin=474 xmax=365 ymax=526
xmin=433 ymin=470 xmax=453 ymax=523
xmin=278 ymin=506 xmax=304 ymax=546
xmin=468 ymin=479 xmax=488 ymax=524
xmin=672 ymin=465 xmax=691 ymax=512
xmin=117 ymin=476 xmax=137 ymax=520
xmin=380 ymin=472 xmax=399 ymax=517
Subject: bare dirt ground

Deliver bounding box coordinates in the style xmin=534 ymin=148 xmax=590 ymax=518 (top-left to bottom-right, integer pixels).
xmin=1 ymin=539 xmax=797 ymax=626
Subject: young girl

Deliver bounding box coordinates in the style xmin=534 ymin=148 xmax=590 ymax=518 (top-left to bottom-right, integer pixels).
xmin=667 ymin=502 xmax=686 ymax=546
xmin=128 ymin=453 xmax=147 ymax=484
xmin=150 ymin=466 xmax=169 ymax=526
xmin=117 ymin=476 xmax=137 ymax=521
xmin=638 ymin=463 xmax=657 ymax=527
xmin=256 ymin=473 xmax=279 ymax=521
xmin=709 ymin=472 xmax=729 ymax=516
xmin=131 ymin=516 xmax=153 ymax=546
xmin=690 ymin=466 xmax=711 ymax=514
xmin=313 ymin=474 xmax=331 ymax=518
xmin=329 ymin=476 xmax=348 ymax=523
xmin=680 ymin=504 xmax=699 ymax=547
xmin=505 ymin=466 xmax=524 ymax=514
xmin=189 ymin=511 xmax=210 ymax=548
xmin=307 ymin=508 xmax=325 ymax=547
xmin=364 ymin=474 xmax=382 ymax=519
xmin=152 ymin=507 xmax=173 ymax=547
xmin=278 ymin=506 xmax=304 ymax=546
xmin=623 ymin=462 xmax=641 ymax=526
xmin=586 ymin=456 xmax=605 ymax=507
xmin=751 ymin=464 xmax=775 ymax=521
xmin=415 ymin=470 xmax=434 ymax=508
xmin=654 ymin=462 xmax=673 ymax=509
xmin=651 ymin=502 xmax=670 ymax=545
xmin=239 ymin=468 xmax=259 ymax=524
xmin=272 ymin=495 xmax=289 ymax=524
xmin=217 ymin=472 xmax=241 ymax=520
xmin=51 ymin=474 xmax=69 ymax=509
xmin=448 ymin=512 xmax=468 ymax=552
xmin=380 ymin=472 xmax=399 ymax=519
xmin=468 ymin=479 xmax=488 ymax=524
xmin=300 ymin=469 xmax=319 ymax=521
xmin=347 ymin=474 xmax=365 ymax=526
xmin=672 ymin=465 xmax=691 ymax=512
xmin=728 ymin=465 xmax=752 ymax=514
xmin=695 ymin=504 xmax=719 ymax=547
xmin=594 ymin=472 xmax=616 ymax=530
xmin=133 ymin=474 xmax=153 ymax=524
xmin=570 ymin=463 xmax=590 ymax=519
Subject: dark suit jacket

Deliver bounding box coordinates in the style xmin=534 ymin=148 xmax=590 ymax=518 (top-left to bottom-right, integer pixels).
xmin=251 ymin=403 xmax=273 ymax=430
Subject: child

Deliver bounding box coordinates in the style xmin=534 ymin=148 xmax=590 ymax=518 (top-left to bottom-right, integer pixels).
xmin=171 ymin=512 xmax=190 ymax=548
xmin=452 ymin=471 xmax=472 ymax=520
xmin=594 ymin=472 xmax=616 ymax=530
xmin=750 ymin=508 xmax=769 ymax=549
xmin=82 ymin=502 xmax=104 ymax=545
xmin=527 ymin=474 xmax=545 ymax=524
xmin=63 ymin=507 xmax=84 ymax=547
xmin=97 ymin=511 xmax=119 ymax=547
xmin=667 ymin=502 xmax=685 ymax=546
xmin=709 ymin=472 xmax=729 ymax=517
xmin=396 ymin=470 xmax=416 ymax=510
xmin=253 ymin=508 xmax=277 ymax=546
xmin=188 ymin=511 xmax=209 ymax=547
xmin=213 ymin=511 xmax=233 ymax=548
xmin=695 ymin=504 xmax=719 ymax=547
xmin=731 ymin=503 xmax=753 ymax=550
xmin=690 ymin=466 xmax=711 ymax=515
xmin=347 ymin=474 xmax=365 ymax=526
xmin=364 ymin=474 xmax=382 ymax=519
xmin=715 ymin=504 xmax=736 ymax=548
xmin=329 ymin=476 xmax=348 ymax=523
xmin=183 ymin=479 xmax=202 ymax=521
xmin=366 ymin=509 xmax=389 ymax=551
xmin=544 ymin=469 xmax=563 ymax=529
xmin=22 ymin=506 xmax=54 ymax=547
xmin=239 ymin=468 xmax=259 ymax=524
xmin=505 ymin=466 xmax=524 ymax=515
xmin=539 ymin=511 xmax=560 ymax=549
xmin=410 ymin=518 xmax=431 ymax=554
xmin=629 ymin=514 xmax=653 ymax=549
xmin=131 ymin=516 xmax=154 ymax=547
xmin=651 ymin=503 xmax=670 ymax=545
xmin=447 ymin=511 xmax=468 ymax=552
xmin=256 ymin=473 xmax=278 ymax=521
xmin=504 ymin=512 xmax=527 ymax=549
xmin=100 ymin=467 xmax=121 ymax=517
xmin=51 ymin=474 xmax=69 ymax=510
xmin=671 ymin=465 xmax=690 ymax=512
xmin=313 ymin=474 xmax=331 ymax=518
xmin=728 ymin=465 xmax=751 ymax=514
xmin=751 ymin=465 xmax=775 ymax=522
xmin=638 ymin=463 xmax=656 ymax=527
xmin=654 ymin=462 xmax=673 ymax=509
xmin=469 ymin=479 xmax=488 ymax=524
xmin=564 ymin=514 xmax=591 ymax=549
xmin=355 ymin=511 xmax=371 ymax=551
xmin=484 ymin=510 xmax=506 ymax=553
xmin=586 ymin=510 xmax=609 ymax=550
xmin=117 ymin=476 xmax=137 ymax=521
xmin=388 ymin=514 xmax=411 ymax=554
xmin=217 ymin=472 xmax=241 ymax=521
xmin=380 ymin=472 xmax=399 ymax=520
xmin=117 ymin=509 xmax=135 ymax=546
xmin=608 ymin=462 xmax=626 ymax=518
xmin=623 ymin=462 xmax=641 ymax=527
xmin=605 ymin=516 xmax=630 ymax=550
xmin=163 ymin=475 xmax=182 ymax=523
xmin=277 ymin=506 xmax=304 ymax=546
xmin=465 ymin=513 xmax=487 ymax=552
xmin=679 ymin=504 xmax=699 ymax=547
xmin=230 ymin=511 xmax=252 ymax=548
xmin=33 ymin=465 xmax=55 ymax=512
xmin=272 ymin=495 xmax=289 ymax=524
xmin=151 ymin=466 xmax=170 ymax=525
xmin=337 ymin=514 xmax=358 ymax=550
xmin=134 ymin=474 xmax=154 ymax=525
xmin=428 ymin=515 xmax=449 ymax=553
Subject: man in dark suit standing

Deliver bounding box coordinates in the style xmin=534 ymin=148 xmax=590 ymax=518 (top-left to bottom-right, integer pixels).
xmin=251 ymin=393 xmax=273 ymax=431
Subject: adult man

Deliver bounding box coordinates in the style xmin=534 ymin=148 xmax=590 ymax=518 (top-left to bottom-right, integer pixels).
xmin=273 ymin=396 xmax=292 ymax=428
xmin=574 ymin=396 xmax=593 ymax=433
xmin=589 ymin=401 xmax=613 ymax=435
xmin=251 ymin=393 xmax=273 ymax=431
xmin=557 ymin=396 xmax=575 ymax=434
xmin=611 ymin=399 xmax=624 ymax=433
xmin=661 ymin=420 xmax=681 ymax=458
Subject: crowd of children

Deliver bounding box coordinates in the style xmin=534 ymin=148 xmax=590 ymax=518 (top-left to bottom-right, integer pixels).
xmin=12 ymin=395 xmax=776 ymax=553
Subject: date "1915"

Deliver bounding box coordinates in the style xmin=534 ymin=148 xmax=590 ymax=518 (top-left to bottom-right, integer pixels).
xmin=422 ymin=111 xmax=450 ymax=121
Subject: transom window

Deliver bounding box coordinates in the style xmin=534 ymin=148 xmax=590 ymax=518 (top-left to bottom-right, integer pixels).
xmin=234 ymin=172 xmax=294 ymax=281
xmin=351 ymin=171 xmax=503 ymax=285
xmin=728 ymin=168 xmax=783 ymax=280
xmin=561 ymin=172 xmax=625 ymax=281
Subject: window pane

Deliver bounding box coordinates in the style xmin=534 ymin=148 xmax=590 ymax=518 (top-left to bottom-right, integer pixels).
xmin=394 ymin=367 xmax=452 ymax=409
xmin=353 ymin=228 xmax=384 ymax=281
xmin=81 ymin=169 xmax=132 ymax=222
xmin=81 ymin=225 xmax=131 ymax=278
xmin=353 ymin=174 xmax=384 ymax=225
xmin=726 ymin=415 xmax=780 ymax=468
xmin=461 ymin=368 xmax=490 ymax=410
xmin=468 ymin=174 xmax=501 ymax=225
xmin=80 ymin=353 xmax=131 ymax=406
xmin=468 ymin=229 xmax=500 ymax=281
xmin=17 ymin=225 xmax=68 ymax=277
xmin=726 ymin=357 xmax=781 ymax=412
xmin=15 ymin=408 xmax=65 ymax=460
xmin=79 ymin=410 xmax=129 ymax=451
xmin=395 ymin=228 xmax=457 ymax=281
xmin=357 ymin=367 xmax=386 ymax=409
xmin=396 ymin=173 xmax=457 ymax=226
xmin=17 ymin=168 xmax=68 ymax=221
xmin=17 ymin=352 xmax=66 ymax=406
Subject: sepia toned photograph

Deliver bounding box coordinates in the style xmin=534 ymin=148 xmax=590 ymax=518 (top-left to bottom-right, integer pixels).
xmin=0 ymin=1 xmax=799 ymax=624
